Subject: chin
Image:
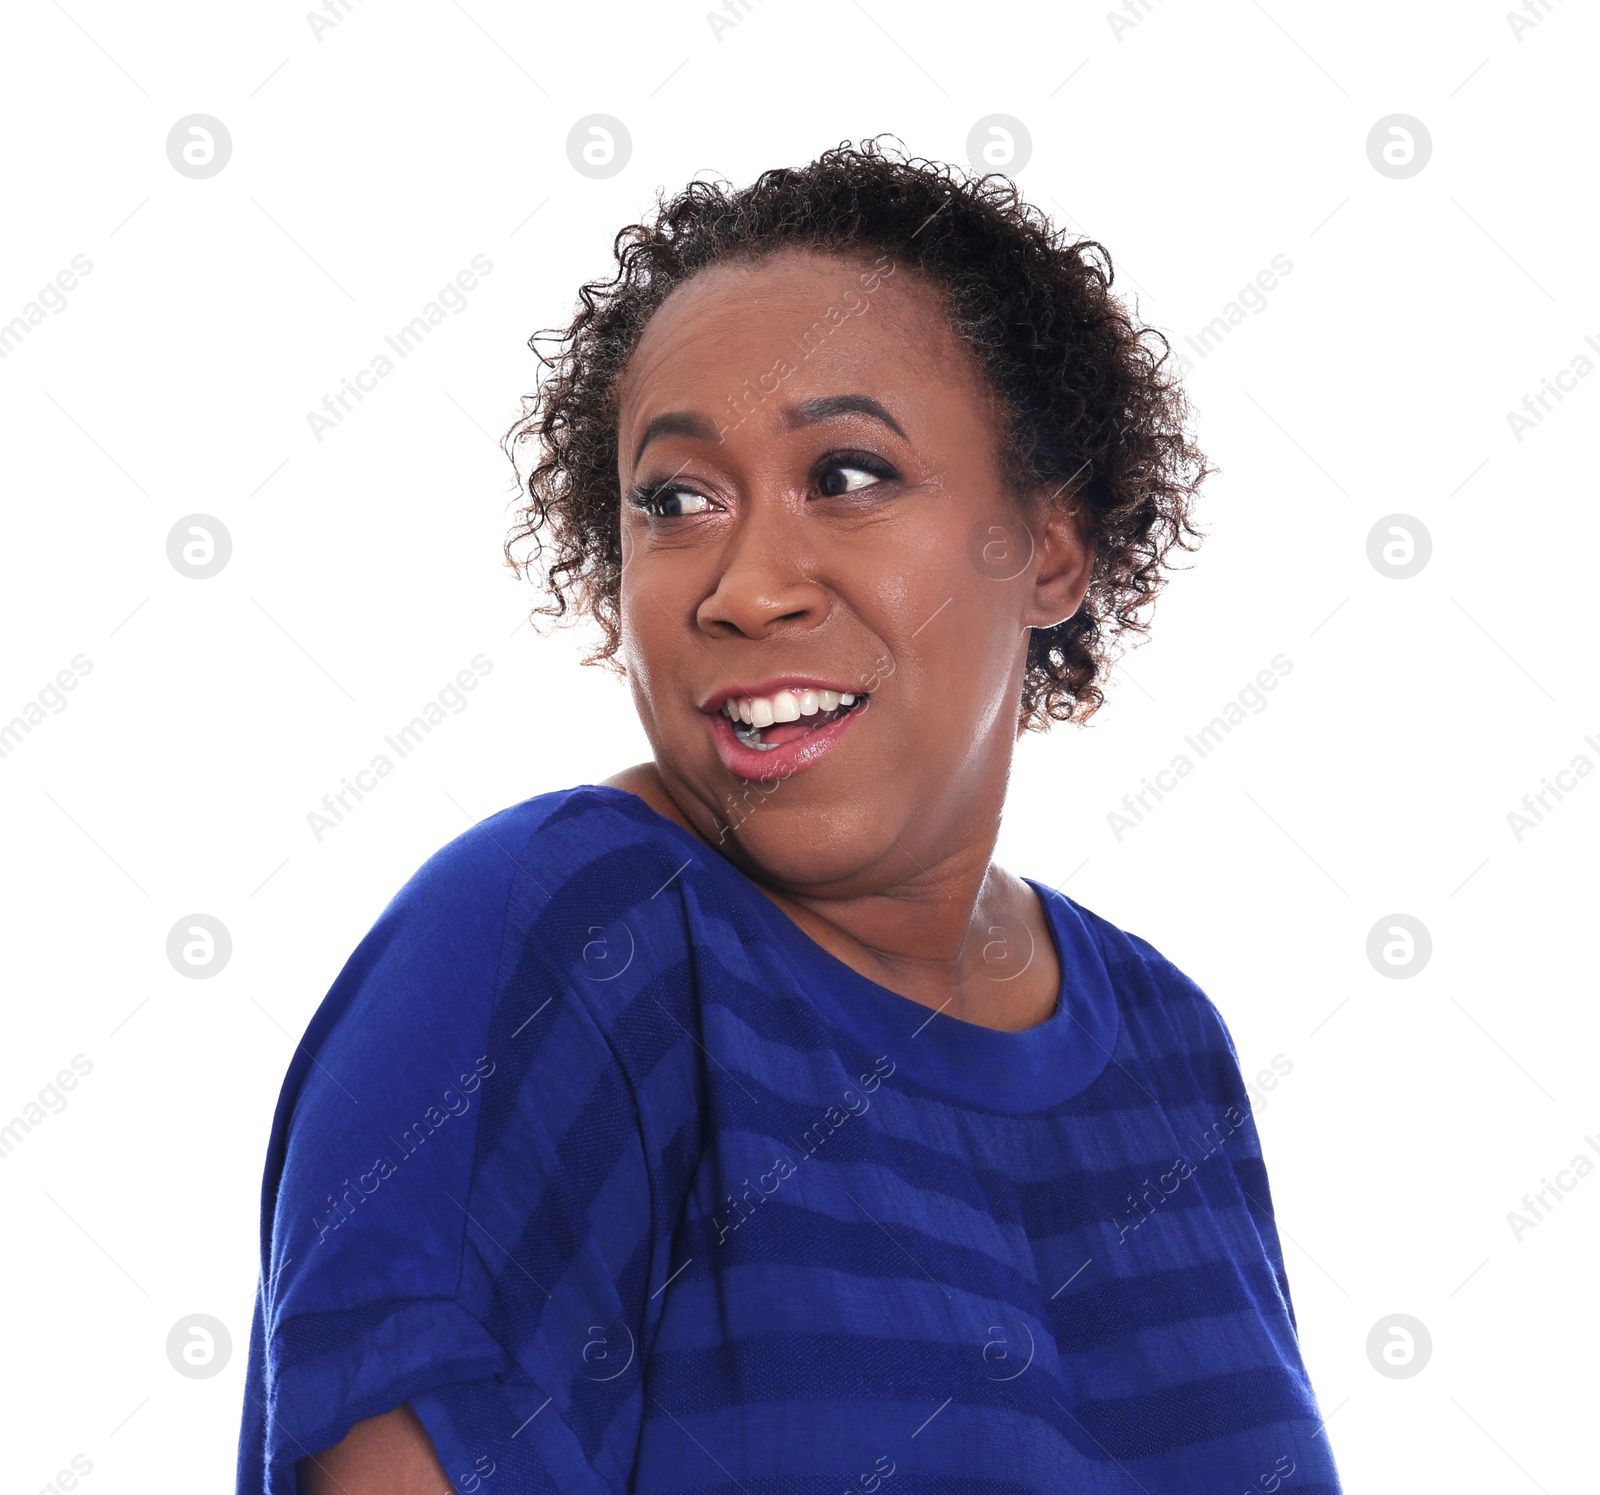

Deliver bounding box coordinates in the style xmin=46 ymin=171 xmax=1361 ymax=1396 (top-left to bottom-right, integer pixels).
xmin=709 ymin=793 xmax=902 ymax=893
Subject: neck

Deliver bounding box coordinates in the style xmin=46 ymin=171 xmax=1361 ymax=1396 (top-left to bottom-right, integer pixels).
xmin=600 ymin=759 xmax=1054 ymax=1027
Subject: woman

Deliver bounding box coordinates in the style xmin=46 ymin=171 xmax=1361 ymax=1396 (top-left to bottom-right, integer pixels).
xmin=238 ymin=139 xmax=1343 ymax=1493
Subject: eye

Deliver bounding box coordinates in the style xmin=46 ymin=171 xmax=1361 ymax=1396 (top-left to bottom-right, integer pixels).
xmin=815 ymin=450 xmax=899 ymax=498
xmin=626 ymin=483 xmax=714 ymax=518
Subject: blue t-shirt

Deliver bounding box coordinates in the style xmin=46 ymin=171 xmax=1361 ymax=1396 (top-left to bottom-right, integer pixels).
xmin=237 ymin=783 xmax=1342 ymax=1494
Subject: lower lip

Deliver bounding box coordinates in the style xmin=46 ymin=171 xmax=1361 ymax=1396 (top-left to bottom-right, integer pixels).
xmin=706 ymin=700 xmax=869 ymax=781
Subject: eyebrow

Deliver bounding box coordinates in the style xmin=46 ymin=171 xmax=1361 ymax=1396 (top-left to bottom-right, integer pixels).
xmin=631 ymin=410 xmax=718 ymax=470
xmin=781 ymin=394 xmax=906 ymax=440
xmin=630 ymin=393 xmax=906 ymax=469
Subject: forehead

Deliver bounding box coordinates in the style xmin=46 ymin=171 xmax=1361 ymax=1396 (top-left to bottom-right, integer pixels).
xmin=616 ymin=247 xmax=980 ymax=437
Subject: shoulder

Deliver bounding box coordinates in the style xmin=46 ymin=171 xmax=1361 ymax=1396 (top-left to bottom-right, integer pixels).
xmin=248 ymin=788 xmax=719 ymax=1495
xmin=372 ymin=781 xmax=689 ymax=941
xmin=261 ymin=786 xmax=698 ymax=1299
xmin=317 ymin=784 xmax=694 ymax=1029
xmin=284 ymin=785 xmax=701 ymax=1095
xmin=1046 ymin=888 xmax=1243 ymax=1068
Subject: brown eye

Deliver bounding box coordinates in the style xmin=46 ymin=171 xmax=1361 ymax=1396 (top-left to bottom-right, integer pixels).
xmin=655 ymin=489 xmax=712 ymax=517
xmin=815 ymin=452 xmax=898 ymax=497
xmin=628 ymin=485 xmax=713 ymax=518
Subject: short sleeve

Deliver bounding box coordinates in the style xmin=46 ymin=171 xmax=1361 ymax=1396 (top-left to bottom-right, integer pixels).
xmin=236 ymin=799 xmax=663 ymax=1495
xmin=1138 ymin=943 xmax=1304 ymax=1335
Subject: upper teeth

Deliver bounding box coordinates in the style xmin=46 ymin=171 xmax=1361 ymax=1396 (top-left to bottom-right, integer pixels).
xmin=721 ymin=688 xmax=857 ymax=725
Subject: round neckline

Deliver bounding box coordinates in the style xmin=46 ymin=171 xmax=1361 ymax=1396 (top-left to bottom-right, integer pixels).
xmin=579 ymin=783 xmax=1121 ymax=1114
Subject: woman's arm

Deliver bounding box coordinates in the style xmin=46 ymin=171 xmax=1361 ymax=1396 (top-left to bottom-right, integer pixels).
xmin=298 ymin=1405 xmax=454 ymax=1495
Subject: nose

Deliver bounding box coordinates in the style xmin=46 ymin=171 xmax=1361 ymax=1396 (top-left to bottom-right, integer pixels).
xmin=695 ymin=497 xmax=829 ymax=641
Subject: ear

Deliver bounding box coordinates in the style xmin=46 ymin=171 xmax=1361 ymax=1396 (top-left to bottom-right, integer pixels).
xmin=1022 ymin=478 xmax=1096 ymax=630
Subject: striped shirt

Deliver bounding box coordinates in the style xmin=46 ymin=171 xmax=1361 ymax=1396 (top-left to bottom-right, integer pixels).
xmin=237 ymin=782 xmax=1343 ymax=1493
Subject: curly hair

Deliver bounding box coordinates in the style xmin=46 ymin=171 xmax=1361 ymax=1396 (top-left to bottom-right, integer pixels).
xmin=503 ymin=135 xmax=1211 ymax=732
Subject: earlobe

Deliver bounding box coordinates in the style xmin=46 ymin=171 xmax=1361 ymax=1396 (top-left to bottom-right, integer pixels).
xmin=1024 ymin=484 xmax=1096 ymax=630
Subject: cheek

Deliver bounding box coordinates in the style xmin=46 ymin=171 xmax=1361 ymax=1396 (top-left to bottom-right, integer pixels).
xmin=845 ymin=538 xmax=1022 ymax=734
xmin=617 ymin=529 xmax=669 ymax=641
xmin=859 ymin=513 xmax=1022 ymax=655
xmin=615 ymin=556 xmax=655 ymax=680
xmin=617 ymin=547 xmax=700 ymax=708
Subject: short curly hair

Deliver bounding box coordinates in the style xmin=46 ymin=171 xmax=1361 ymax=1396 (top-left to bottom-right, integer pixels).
xmin=503 ymin=135 xmax=1211 ymax=731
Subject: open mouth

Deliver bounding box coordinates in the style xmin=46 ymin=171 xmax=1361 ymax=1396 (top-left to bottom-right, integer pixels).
xmin=719 ymin=688 xmax=869 ymax=753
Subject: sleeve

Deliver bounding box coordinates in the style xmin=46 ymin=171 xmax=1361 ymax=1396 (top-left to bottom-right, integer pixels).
xmin=1116 ymin=931 xmax=1341 ymax=1483
xmin=1150 ymin=949 xmax=1304 ymax=1335
xmin=237 ymin=809 xmax=662 ymax=1495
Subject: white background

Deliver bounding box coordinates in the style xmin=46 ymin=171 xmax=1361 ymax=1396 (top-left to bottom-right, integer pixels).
xmin=2 ymin=0 xmax=1595 ymax=1490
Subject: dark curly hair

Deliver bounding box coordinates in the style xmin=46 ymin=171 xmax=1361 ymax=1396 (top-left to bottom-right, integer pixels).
xmin=503 ymin=135 xmax=1211 ymax=732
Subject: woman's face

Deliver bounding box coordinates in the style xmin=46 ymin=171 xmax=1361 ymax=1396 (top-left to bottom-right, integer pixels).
xmin=614 ymin=246 xmax=1093 ymax=896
